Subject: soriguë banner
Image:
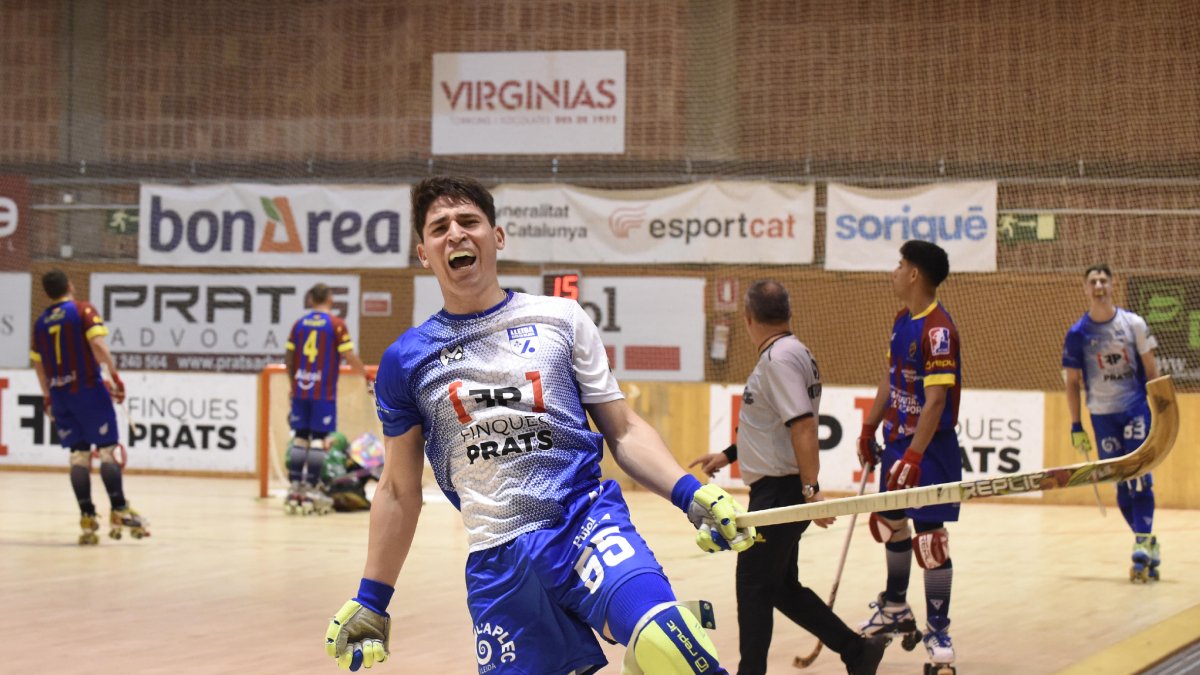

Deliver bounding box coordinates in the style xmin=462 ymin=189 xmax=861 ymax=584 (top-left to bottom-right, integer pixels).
xmin=0 ymin=369 xmax=257 ymax=473
xmin=825 ymin=182 xmax=997 ymax=272
xmin=0 ymin=175 xmax=30 ymax=271
xmin=0 ymin=273 xmax=31 ymax=368
xmin=138 ymin=183 xmax=411 ymax=268
xmin=412 ymin=275 xmax=705 ymax=382
xmin=432 ymin=50 xmax=626 ymax=155
xmin=90 ymin=273 xmax=360 ymax=373
xmin=492 ymin=181 xmax=815 ymax=264
xmin=708 ymin=384 xmax=1044 ymax=495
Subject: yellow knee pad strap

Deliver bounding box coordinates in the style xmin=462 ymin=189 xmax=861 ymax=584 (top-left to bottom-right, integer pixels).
xmin=621 ymin=601 xmax=720 ymax=675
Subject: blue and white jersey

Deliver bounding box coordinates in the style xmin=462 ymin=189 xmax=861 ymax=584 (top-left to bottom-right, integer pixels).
xmin=375 ymin=291 xmax=622 ymax=552
xmin=1062 ymin=308 xmax=1157 ymax=415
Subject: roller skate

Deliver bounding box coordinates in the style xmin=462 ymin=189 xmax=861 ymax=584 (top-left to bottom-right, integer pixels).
xmin=284 ymin=481 xmax=313 ymax=515
xmin=1148 ymin=536 xmax=1161 ymax=581
xmin=1130 ymin=534 xmax=1152 ymax=583
xmin=859 ymin=592 xmax=923 ymax=651
xmin=922 ymin=619 xmax=956 ymax=675
xmin=308 ymin=485 xmax=334 ymax=516
xmin=109 ymin=506 xmax=150 ymax=540
xmin=79 ymin=513 xmax=100 ymax=546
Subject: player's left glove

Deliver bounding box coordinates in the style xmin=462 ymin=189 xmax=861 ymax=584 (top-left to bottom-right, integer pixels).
xmin=106 ymin=372 xmax=126 ymax=404
xmin=366 ymin=373 xmax=376 ymax=399
xmin=1070 ymin=422 xmax=1093 ymax=456
xmin=673 ymin=475 xmax=755 ymax=553
xmin=887 ymin=448 xmax=923 ymax=491
xmin=326 ymin=579 xmax=393 ymax=671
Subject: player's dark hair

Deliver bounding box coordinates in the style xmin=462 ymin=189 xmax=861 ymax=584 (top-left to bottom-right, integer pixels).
xmin=42 ymin=269 xmax=70 ymax=299
xmin=309 ymin=283 xmax=332 ymax=305
xmin=1085 ymin=263 xmax=1113 ymax=279
xmin=411 ymin=175 xmax=496 ymax=243
xmin=745 ymin=280 xmax=791 ymax=324
xmin=900 ymin=240 xmax=950 ymax=288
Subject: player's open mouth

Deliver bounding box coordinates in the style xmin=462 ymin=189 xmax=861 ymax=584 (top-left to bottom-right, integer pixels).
xmin=449 ymin=251 xmax=476 ymax=269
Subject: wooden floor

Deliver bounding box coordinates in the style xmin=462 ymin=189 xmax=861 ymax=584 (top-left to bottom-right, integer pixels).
xmin=2 ymin=472 xmax=1198 ymax=675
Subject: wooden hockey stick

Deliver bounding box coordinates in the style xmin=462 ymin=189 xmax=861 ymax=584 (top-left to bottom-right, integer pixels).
xmin=1080 ymin=445 xmax=1107 ymax=517
xmin=793 ymin=469 xmax=871 ymax=669
xmin=740 ymin=376 xmax=1178 ymax=529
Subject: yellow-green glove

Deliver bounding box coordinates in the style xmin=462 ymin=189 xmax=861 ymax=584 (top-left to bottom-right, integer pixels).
xmin=1070 ymin=422 xmax=1093 ymax=456
xmin=326 ymin=580 xmax=392 ymax=671
xmin=687 ymin=483 xmax=756 ymax=553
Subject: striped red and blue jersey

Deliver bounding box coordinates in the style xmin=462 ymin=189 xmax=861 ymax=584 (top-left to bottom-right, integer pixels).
xmin=286 ymin=310 xmax=354 ymax=401
xmin=30 ymin=300 xmax=108 ymax=393
xmin=883 ymin=300 xmax=962 ymax=442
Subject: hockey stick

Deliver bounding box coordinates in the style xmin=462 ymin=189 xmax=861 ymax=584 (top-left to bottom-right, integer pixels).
xmin=793 ymin=469 xmax=871 ymax=669
xmin=739 ymin=376 xmax=1177 ymax=529
xmin=1081 ymin=445 xmax=1107 ymax=517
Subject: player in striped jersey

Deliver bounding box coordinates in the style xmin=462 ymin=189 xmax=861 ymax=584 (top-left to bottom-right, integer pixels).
xmin=1062 ymin=263 xmax=1162 ymax=581
xmin=856 ymin=241 xmax=961 ymax=671
xmin=283 ymin=283 xmax=370 ymax=514
xmin=324 ymin=176 xmax=753 ymax=674
xmin=30 ymin=270 xmax=147 ymax=544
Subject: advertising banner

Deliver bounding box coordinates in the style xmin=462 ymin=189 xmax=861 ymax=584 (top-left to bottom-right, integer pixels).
xmin=138 ymin=183 xmax=410 ymax=268
xmin=0 ymin=175 xmax=30 ymax=271
xmin=0 ymin=273 xmax=31 ymax=367
xmin=0 ymin=369 xmax=257 ymax=473
xmin=91 ymin=273 xmax=360 ymax=373
xmin=708 ymin=385 xmax=1044 ymax=496
xmin=1128 ymin=276 xmax=1200 ymax=384
xmin=825 ymin=182 xmax=997 ymax=272
xmin=493 ymin=181 xmax=815 ymax=264
xmin=432 ymin=50 xmax=626 ymax=155
xmin=413 ymin=275 xmax=705 ymax=382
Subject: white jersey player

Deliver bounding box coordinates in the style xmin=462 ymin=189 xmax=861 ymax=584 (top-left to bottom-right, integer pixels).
xmin=323 ymin=175 xmax=754 ymax=674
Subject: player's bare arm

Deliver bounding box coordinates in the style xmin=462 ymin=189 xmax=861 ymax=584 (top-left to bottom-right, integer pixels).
xmin=89 ymin=334 xmax=125 ymax=401
xmin=586 ymin=398 xmax=686 ymax=500
xmin=362 ymin=426 xmax=426 ymax=586
xmin=1064 ymin=367 xmax=1084 ymax=424
xmin=1141 ymin=348 xmax=1161 ymax=380
xmin=789 ymin=414 xmax=834 ymax=527
xmin=906 ymin=383 xmax=947 ymax=456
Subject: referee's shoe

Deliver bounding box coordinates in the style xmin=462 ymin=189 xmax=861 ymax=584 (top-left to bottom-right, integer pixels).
xmin=847 ymin=633 xmax=892 ymax=674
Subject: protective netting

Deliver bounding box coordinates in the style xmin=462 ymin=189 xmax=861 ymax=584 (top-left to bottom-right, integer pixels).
xmin=5 ymin=0 xmax=1200 ymax=393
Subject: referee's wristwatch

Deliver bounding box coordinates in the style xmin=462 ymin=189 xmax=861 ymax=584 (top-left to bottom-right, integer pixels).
xmin=801 ymin=482 xmax=820 ymax=499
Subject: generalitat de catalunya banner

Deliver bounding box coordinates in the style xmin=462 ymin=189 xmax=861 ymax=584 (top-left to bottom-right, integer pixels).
xmin=138 ymin=183 xmax=410 ymax=268
xmin=708 ymin=384 xmax=1044 ymax=495
xmin=492 ymin=181 xmax=815 ymax=265
xmin=432 ymin=50 xmax=626 ymax=155
xmin=91 ymin=273 xmax=360 ymax=373
xmin=412 ymin=275 xmax=705 ymax=382
xmin=825 ymin=182 xmax=997 ymax=272
xmin=0 ymin=369 xmax=257 ymax=473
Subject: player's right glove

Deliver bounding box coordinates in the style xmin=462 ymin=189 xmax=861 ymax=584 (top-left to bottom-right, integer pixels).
xmin=857 ymin=423 xmax=880 ymax=468
xmin=326 ymin=579 xmax=393 ymax=671
xmin=672 ymin=475 xmax=755 ymax=553
xmin=1070 ymin=422 xmax=1093 ymax=456
xmin=106 ymin=372 xmax=126 ymax=404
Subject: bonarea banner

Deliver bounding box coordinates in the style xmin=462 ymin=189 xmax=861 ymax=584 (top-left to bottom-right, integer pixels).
xmin=708 ymin=385 xmax=1044 ymax=495
xmin=494 ymin=181 xmax=815 ymax=264
xmin=432 ymin=50 xmax=626 ymax=155
xmin=0 ymin=273 xmax=31 ymax=367
xmin=825 ymin=182 xmax=997 ymax=272
xmin=412 ymin=275 xmax=705 ymax=382
xmin=138 ymin=183 xmax=410 ymax=268
xmin=0 ymin=369 xmax=257 ymax=473
xmin=91 ymin=273 xmax=360 ymax=373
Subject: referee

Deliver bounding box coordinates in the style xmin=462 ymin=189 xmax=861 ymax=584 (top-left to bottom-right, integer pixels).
xmin=691 ymin=280 xmax=889 ymax=675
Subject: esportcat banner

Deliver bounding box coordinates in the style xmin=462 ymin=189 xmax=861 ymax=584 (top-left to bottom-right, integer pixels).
xmin=493 ymin=181 xmax=815 ymax=264
xmin=412 ymin=275 xmax=705 ymax=382
xmin=825 ymin=181 xmax=997 ymax=272
xmin=90 ymin=273 xmax=360 ymax=373
xmin=0 ymin=369 xmax=257 ymax=473
xmin=708 ymin=385 xmax=1044 ymax=495
xmin=138 ymin=183 xmax=411 ymax=268
xmin=432 ymin=50 xmax=626 ymax=155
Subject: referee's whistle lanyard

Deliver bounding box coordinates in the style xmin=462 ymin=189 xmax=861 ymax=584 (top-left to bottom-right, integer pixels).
xmin=757 ymin=331 xmax=792 ymax=355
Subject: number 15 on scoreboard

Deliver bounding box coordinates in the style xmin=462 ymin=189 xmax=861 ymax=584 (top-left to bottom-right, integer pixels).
xmin=542 ymin=270 xmax=581 ymax=301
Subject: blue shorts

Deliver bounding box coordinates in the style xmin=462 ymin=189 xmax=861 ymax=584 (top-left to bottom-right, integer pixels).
xmin=289 ymin=398 xmax=337 ymax=434
xmin=50 ymin=385 xmax=119 ymax=449
xmin=464 ymin=480 xmax=669 ymax=675
xmin=1092 ymin=400 xmax=1153 ymax=490
xmin=881 ymin=428 xmax=962 ymax=523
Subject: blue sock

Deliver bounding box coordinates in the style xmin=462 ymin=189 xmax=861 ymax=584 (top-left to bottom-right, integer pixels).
xmin=884 ymin=539 xmax=911 ymax=604
xmin=605 ymin=572 xmax=675 ymax=645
